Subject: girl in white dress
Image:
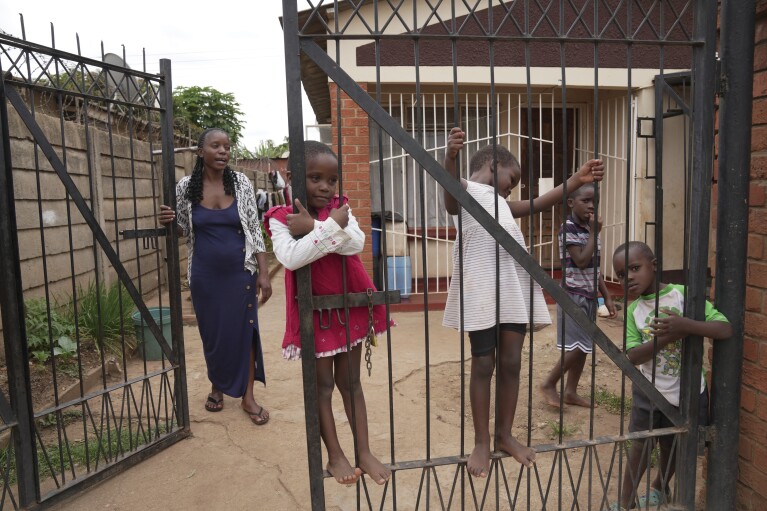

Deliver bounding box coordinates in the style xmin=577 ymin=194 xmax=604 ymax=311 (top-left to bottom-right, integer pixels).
xmin=441 ymin=127 xmax=604 ymax=477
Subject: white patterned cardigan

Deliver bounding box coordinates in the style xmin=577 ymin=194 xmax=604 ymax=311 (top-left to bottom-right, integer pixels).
xmin=174 ymin=171 xmax=267 ymax=284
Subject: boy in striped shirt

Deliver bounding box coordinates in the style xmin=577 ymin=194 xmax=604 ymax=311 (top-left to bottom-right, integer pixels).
xmin=539 ymin=184 xmax=616 ymax=408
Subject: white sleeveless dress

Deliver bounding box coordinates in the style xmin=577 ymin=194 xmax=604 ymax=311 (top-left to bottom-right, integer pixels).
xmin=442 ymin=181 xmax=552 ymax=332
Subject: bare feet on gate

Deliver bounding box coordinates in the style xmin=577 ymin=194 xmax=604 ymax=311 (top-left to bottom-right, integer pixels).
xmin=496 ymin=433 xmax=536 ymax=468
xmin=467 ymin=442 xmax=491 ymax=477
xmin=327 ymin=454 xmax=362 ymax=485
xmin=359 ymin=451 xmax=391 ymax=485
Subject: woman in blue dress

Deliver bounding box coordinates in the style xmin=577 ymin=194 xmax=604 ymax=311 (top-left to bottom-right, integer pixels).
xmin=159 ymin=127 xmax=272 ymax=425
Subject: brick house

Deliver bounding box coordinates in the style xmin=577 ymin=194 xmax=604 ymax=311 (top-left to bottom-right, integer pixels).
xmin=298 ymin=2 xmax=696 ymax=303
xmin=735 ymin=1 xmax=767 ymax=508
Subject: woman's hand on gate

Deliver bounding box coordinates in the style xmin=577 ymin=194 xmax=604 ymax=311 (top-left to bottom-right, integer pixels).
xmin=159 ymin=205 xmax=176 ymax=225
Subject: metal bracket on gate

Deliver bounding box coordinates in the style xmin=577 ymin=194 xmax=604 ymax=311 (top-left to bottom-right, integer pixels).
xmin=637 ymin=116 xmax=656 ymax=138
xmin=120 ymin=228 xmax=167 ymax=250
xmin=311 ymin=290 xmax=401 ymax=310
xmin=699 ymin=424 xmax=716 ymax=455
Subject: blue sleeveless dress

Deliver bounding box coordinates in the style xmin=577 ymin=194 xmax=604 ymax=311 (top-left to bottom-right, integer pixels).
xmin=189 ymin=200 xmax=265 ymax=396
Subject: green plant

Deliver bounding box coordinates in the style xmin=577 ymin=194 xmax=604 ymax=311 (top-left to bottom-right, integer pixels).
xmin=623 ymin=439 xmax=660 ymax=468
xmin=261 ymin=223 xmax=273 ymax=253
xmin=24 ymin=298 xmax=76 ymax=364
xmin=70 ymin=280 xmax=137 ymax=355
xmin=546 ymin=419 xmax=579 ymax=439
xmin=595 ymin=387 xmax=632 ymax=415
xmin=37 ymin=409 xmax=83 ymax=429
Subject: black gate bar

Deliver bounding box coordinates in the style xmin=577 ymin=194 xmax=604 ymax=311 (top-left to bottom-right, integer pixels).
xmin=159 ymin=57 xmax=190 ymax=430
xmin=0 ymin=51 xmax=38 ymax=509
xmin=707 ymin=1 xmax=755 ymax=509
xmin=676 ymin=0 xmax=720 ymax=507
xmin=282 ymin=2 xmax=325 ymax=510
xmin=299 ymin=36 xmax=684 ymax=427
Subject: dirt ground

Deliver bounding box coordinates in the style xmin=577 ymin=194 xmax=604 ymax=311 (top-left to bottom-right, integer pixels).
xmin=48 ymin=268 xmax=697 ymax=511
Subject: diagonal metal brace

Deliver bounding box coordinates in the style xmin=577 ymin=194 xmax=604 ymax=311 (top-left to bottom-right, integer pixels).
xmin=300 ymin=38 xmax=684 ymax=427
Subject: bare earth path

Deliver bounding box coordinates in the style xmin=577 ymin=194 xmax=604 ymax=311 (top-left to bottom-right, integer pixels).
xmin=50 ymin=269 xmax=678 ymax=510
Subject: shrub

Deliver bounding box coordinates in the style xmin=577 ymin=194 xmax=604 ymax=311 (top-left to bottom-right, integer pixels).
xmin=70 ymin=280 xmax=137 ymax=355
xmin=24 ymin=298 xmax=76 ymax=364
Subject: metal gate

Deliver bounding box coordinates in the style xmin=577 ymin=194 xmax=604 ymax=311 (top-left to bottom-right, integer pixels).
xmin=0 ymin=27 xmax=188 ymax=508
xmin=281 ymin=1 xmax=747 ymax=510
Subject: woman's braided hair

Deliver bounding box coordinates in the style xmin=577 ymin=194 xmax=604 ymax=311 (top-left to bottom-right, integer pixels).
xmin=185 ymin=128 xmax=238 ymax=204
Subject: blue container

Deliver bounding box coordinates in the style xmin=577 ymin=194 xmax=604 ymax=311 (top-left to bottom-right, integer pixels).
xmin=387 ymin=256 xmax=412 ymax=298
xmin=371 ymin=216 xmax=381 ymax=256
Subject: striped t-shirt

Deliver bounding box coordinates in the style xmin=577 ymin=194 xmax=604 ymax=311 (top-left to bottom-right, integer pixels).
xmin=558 ymin=214 xmax=600 ymax=297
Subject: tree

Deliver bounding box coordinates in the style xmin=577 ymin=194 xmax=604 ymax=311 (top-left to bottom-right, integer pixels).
xmin=253 ymin=137 xmax=289 ymax=158
xmin=172 ymin=85 xmax=245 ymax=146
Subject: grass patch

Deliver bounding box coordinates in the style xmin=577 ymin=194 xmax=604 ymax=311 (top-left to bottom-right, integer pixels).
xmin=0 ymin=421 xmax=175 ymax=485
xmin=36 ymin=409 xmax=84 ymax=429
xmin=624 ymin=439 xmax=660 ymax=468
xmin=546 ymin=420 xmax=580 ymax=439
xmin=595 ymin=387 xmax=632 ymax=415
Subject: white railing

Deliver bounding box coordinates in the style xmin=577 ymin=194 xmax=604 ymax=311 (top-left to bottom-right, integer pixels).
xmin=370 ymin=90 xmax=634 ymax=296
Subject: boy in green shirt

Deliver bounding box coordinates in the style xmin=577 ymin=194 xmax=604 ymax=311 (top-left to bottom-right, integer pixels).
xmin=610 ymin=241 xmax=731 ymax=510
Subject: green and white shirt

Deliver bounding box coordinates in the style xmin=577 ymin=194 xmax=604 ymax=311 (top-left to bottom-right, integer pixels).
xmin=625 ymin=284 xmax=728 ymax=407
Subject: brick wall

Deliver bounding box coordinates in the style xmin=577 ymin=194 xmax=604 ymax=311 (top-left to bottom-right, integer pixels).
xmin=738 ymin=1 xmax=767 ymax=509
xmin=329 ymin=82 xmax=374 ymax=276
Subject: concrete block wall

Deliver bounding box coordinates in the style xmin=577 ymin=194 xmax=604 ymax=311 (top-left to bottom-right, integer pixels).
xmin=1 ymin=104 xmax=190 ymax=355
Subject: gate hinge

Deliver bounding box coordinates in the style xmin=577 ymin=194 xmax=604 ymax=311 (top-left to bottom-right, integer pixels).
xmin=698 ymin=424 xmax=716 ymax=454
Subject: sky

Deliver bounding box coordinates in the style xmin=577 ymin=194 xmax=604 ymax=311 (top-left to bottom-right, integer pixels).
xmin=0 ymin=1 xmax=316 ymax=151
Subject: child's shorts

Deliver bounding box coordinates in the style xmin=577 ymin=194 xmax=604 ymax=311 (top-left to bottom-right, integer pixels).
xmin=629 ymin=383 xmax=709 ymax=433
xmin=468 ymin=323 xmax=527 ymax=357
xmin=556 ymin=291 xmax=596 ymax=354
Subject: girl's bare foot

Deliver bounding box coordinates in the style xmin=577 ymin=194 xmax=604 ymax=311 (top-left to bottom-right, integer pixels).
xmin=496 ymin=434 xmax=536 ymax=468
xmin=359 ymin=451 xmax=391 ymax=485
xmin=538 ymin=383 xmax=562 ymax=408
xmin=563 ymin=392 xmax=597 ymax=408
xmin=467 ymin=442 xmax=490 ymax=477
xmin=327 ymin=455 xmax=362 ymax=485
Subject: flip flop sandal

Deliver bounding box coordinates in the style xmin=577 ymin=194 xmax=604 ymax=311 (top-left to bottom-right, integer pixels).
xmin=637 ymin=488 xmax=665 ymax=508
xmin=204 ymin=395 xmax=224 ymax=412
xmin=608 ymin=503 xmax=627 ymax=511
xmin=245 ymin=405 xmax=269 ymax=426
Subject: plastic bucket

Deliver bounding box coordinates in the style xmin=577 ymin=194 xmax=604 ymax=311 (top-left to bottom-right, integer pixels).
xmin=386 ymin=256 xmax=412 ymax=298
xmin=131 ymin=307 xmax=172 ymax=361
